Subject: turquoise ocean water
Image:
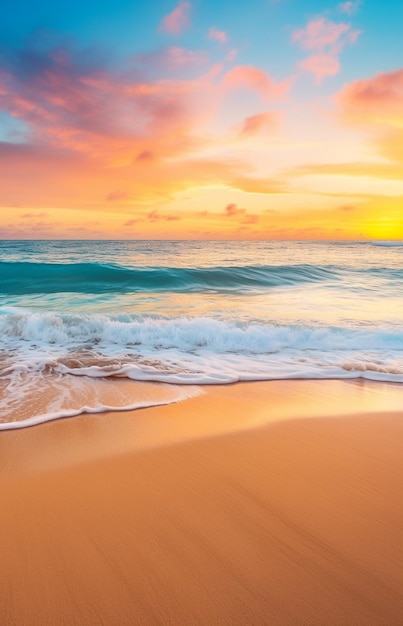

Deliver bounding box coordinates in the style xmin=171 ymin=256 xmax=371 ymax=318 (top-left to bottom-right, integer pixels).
xmin=0 ymin=240 xmax=402 ymax=428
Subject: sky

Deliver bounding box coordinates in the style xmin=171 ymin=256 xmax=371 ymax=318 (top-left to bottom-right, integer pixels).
xmin=0 ymin=0 xmax=402 ymax=239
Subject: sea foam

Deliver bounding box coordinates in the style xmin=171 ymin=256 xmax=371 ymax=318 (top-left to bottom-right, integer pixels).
xmin=0 ymin=312 xmax=401 ymax=391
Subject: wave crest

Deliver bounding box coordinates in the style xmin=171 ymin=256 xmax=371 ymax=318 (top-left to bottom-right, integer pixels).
xmin=0 ymin=261 xmax=340 ymax=294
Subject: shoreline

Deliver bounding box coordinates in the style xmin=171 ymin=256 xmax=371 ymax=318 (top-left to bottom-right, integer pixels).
xmin=0 ymin=380 xmax=402 ymax=624
xmin=2 ymin=375 xmax=402 ymax=434
xmin=1 ymin=379 xmax=402 ymax=475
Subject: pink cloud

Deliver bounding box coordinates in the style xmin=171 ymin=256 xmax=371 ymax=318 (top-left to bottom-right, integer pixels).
xmin=136 ymin=150 xmax=154 ymax=162
xmin=292 ymin=17 xmax=360 ymax=81
xmin=160 ymin=1 xmax=191 ymax=35
xmin=292 ymin=17 xmax=360 ymax=55
xmin=0 ymin=39 xmax=292 ymax=214
xmin=223 ymin=65 xmax=290 ymax=99
xmin=225 ymin=203 xmax=244 ymax=217
xmin=147 ymin=209 xmax=181 ymax=221
xmin=337 ymin=68 xmax=403 ymax=124
xmin=208 ymin=27 xmax=228 ymax=44
xmin=336 ymin=69 xmax=403 ymax=168
xmin=239 ymin=111 xmax=279 ymax=136
xmin=0 ymin=46 xmax=207 ymax=163
xmin=298 ymin=55 xmax=340 ymax=83
xmin=223 ymin=204 xmax=259 ymax=224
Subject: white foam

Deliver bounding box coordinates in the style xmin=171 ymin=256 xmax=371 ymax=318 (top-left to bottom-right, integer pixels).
xmin=0 ymin=374 xmax=202 ymax=430
xmin=0 ymin=311 xmax=401 ymax=353
xmin=0 ymin=311 xmax=401 ymax=429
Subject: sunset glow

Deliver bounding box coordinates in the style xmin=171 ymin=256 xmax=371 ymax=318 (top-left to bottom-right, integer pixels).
xmin=0 ymin=0 xmax=402 ymax=239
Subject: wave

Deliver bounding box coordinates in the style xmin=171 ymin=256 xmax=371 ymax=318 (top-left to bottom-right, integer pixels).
xmin=1 ymin=310 xmax=401 ymax=429
xmin=0 ymin=310 xmax=401 ymax=351
xmin=371 ymin=241 xmax=403 ymax=247
xmin=0 ymin=261 xmax=342 ymax=294
xmin=0 ymin=311 xmax=401 ymax=379
xmin=1 ymin=260 xmax=401 ymax=296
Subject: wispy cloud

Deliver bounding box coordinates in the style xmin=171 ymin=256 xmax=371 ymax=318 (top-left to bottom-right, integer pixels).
xmin=160 ymin=1 xmax=191 ymax=35
xmin=147 ymin=209 xmax=181 ymax=221
xmin=138 ymin=46 xmax=207 ymax=72
xmin=223 ymin=65 xmax=290 ymax=99
xmin=298 ymin=54 xmax=340 ymax=83
xmin=223 ymin=203 xmax=259 ymax=225
xmin=238 ymin=111 xmax=279 ymax=137
xmin=293 ymin=17 xmax=361 ymax=82
xmin=208 ymin=27 xmax=228 ymax=44
xmin=292 ymin=17 xmax=360 ymax=54
xmin=339 ymin=1 xmax=360 ymax=15
xmin=0 ymin=42 xmax=207 ymax=164
xmin=225 ymin=202 xmax=244 ymax=216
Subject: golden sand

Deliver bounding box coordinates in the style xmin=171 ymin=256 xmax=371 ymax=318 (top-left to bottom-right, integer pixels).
xmin=0 ymin=381 xmax=402 ymax=625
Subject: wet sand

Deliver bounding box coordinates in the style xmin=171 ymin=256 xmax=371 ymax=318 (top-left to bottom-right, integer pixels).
xmin=0 ymin=381 xmax=402 ymax=625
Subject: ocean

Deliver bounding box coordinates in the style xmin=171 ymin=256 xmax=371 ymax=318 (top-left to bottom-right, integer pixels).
xmin=0 ymin=239 xmax=402 ymax=429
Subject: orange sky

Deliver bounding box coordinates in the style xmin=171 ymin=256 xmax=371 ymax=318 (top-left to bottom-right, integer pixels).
xmin=0 ymin=1 xmax=402 ymax=239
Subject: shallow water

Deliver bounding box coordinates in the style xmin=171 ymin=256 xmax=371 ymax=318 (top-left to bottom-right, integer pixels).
xmin=0 ymin=240 xmax=402 ymax=427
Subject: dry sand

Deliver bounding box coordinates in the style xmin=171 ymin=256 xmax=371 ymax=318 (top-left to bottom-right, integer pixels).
xmin=0 ymin=380 xmax=402 ymax=625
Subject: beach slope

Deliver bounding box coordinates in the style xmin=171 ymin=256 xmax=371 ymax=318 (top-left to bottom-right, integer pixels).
xmin=0 ymin=381 xmax=402 ymax=625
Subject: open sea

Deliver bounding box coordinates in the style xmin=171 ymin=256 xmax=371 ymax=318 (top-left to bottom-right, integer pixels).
xmin=0 ymin=239 xmax=402 ymax=429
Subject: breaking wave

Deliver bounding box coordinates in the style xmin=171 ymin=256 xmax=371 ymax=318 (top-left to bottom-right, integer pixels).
xmin=1 ymin=313 xmax=401 ymax=416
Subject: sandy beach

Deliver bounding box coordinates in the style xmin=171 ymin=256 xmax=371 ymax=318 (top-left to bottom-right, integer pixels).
xmin=0 ymin=380 xmax=402 ymax=625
